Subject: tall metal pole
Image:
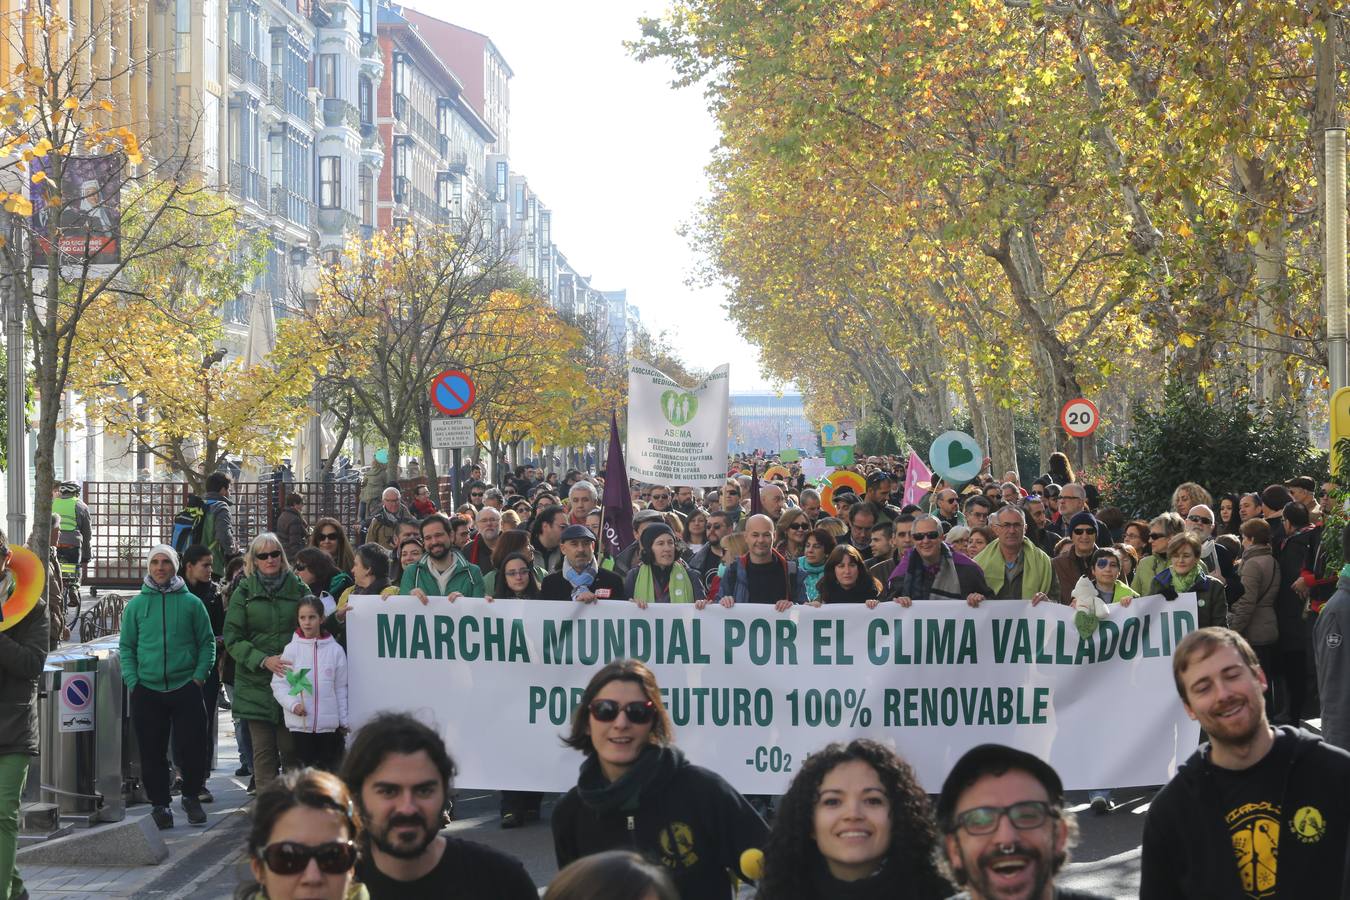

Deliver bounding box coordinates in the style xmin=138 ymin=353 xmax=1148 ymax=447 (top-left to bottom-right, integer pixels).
xmin=1326 ymin=127 xmax=1348 ymax=394
xmin=2 ymin=213 xmax=27 ymax=542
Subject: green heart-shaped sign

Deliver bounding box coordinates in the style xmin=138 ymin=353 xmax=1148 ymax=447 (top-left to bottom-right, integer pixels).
xmin=948 ymin=442 xmax=974 ymax=469
xmin=661 ymin=390 xmax=698 ymax=426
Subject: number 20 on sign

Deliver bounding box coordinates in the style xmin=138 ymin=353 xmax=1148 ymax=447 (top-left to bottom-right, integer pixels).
xmin=1060 ymin=398 xmax=1099 ymax=439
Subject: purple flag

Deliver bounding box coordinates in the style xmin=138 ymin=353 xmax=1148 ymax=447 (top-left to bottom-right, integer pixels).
xmin=602 ymin=411 xmax=635 ymax=559
xmin=749 ymin=459 xmax=763 ymax=516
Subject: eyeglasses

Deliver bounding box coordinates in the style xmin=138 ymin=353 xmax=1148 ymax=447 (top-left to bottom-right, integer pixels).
xmin=1187 ymin=515 xmax=1213 ymax=525
xmin=1072 ymin=527 xmax=1097 ymax=536
xmin=503 ymin=568 xmax=531 ymax=578
xmin=588 ymin=699 xmax=656 ymax=724
xmin=952 ymin=801 xmax=1058 ymax=835
xmin=1149 ymin=532 xmax=1168 ymax=541
xmin=912 ymin=530 xmax=942 ymax=542
xmin=789 ymin=522 xmax=810 ymax=530
xmin=317 ymin=532 xmax=339 ymax=541
xmin=255 ymin=550 xmax=283 ymax=561
xmin=1095 ymin=558 xmax=1119 ymax=568
xmin=1061 ymin=494 xmax=1085 ymax=503
xmin=996 ymin=521 xmax=1024 ymax=530
xmin=651 ymin=494 xmax=670 ymax=501
xmin=257 ymin=840 xmax=357 ymax=875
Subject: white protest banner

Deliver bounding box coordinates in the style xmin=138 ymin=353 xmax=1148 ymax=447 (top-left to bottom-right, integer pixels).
xmin=626 ymin=361 xmax=729 ymax=487
xmin=347 ymin=594 xmax=1200 ymax=794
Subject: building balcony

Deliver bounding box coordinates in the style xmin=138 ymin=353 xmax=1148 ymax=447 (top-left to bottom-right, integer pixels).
xmin=228 ymin=41 xmax=269 ymax=88
xmin=318 ymin=206 xmax=359 ymax=235
xmin=271 ymin=76 xmax=315 ymax=123
xmin=272 ymin=185 xmax=317 ymax=231
xmin=228 ymin=160 xmax=270 ymax=207
xmin=446 ymin=148 xmax=467 ymax=173
xmin=321 ymin=97 xmax=360 ymax=130
xmin=391 ymin=94 xmax=442 ymax=152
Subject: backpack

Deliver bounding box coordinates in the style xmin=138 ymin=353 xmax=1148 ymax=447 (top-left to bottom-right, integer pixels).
xmin=171 ymin=494 xmax=222 ymax=555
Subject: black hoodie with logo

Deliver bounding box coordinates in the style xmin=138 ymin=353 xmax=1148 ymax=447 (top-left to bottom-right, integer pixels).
xmin=552 ymin=745 xmax=767 ymax=899
xmin=1140 ymin=726 xmax=1350 ymax=899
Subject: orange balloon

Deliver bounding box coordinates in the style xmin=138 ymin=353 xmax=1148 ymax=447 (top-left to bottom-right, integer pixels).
xmin=0 ymin=545 xmax=44 ymax=631
xmin=821 ymin=470 xmax=866 ymax=516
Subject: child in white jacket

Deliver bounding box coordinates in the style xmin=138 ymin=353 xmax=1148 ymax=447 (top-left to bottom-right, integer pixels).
xmin=271 ymin=595 xmax=349 ymax=772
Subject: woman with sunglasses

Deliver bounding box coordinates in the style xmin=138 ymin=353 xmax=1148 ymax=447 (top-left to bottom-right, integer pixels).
xmin=225 ymin=534 xmax=310 ymax=792
xmin=774 ymin=509 xmax=811 ymax=561
xmin=1130 ymin=512 xmax=1184 ymax=594
xmin=553 ymin=660 xmax=767 ymax=899
xmin=293 ymin=548 xmax=352 ymax=618
xmin=238 ymin=767 xmax=366 ymax=900
xmin=755 ymin=739 xmax=951 ymax=900
xmin=309 ymin=519 xmax=355 ymax=573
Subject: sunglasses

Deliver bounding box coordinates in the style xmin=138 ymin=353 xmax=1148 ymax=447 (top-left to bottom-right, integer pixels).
xmin=257 ymin=840 xmax=357 ymax=875
xmin=293 ymin=564 xmax=307 ymax=572
xmin=651 ymin=495 xmax=670 ymax=501
xmin=588 ymin=699 xmax=656 ymax=724
xmin=255 ymin=550 xmax=283 ymax=561
xmin=470 ymin=492 xmax=484 ymax=498
xmin=789 ymin=522 xmax=810 ymax=530
xmin=912 ymin=530 xmax=942 ymax=542
xmin=317 ymin=532 xmax=340 ymax=541
xmin=1187 ymin=515 xmax=1213 ymax=525
xmin=725 ymin=490 xmax=740 ymax=497
xmin=1095 ymin=558 xmax=1119 ymax=568
xmin=1072 ymin=527 xmax=1097 ymax=536
xmin=1149 ymin=532 xmax=1167 ymax=541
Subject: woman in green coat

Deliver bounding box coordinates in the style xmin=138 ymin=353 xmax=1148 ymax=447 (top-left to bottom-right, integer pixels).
xmin=223 ymin=532 xmax=308 ymax=792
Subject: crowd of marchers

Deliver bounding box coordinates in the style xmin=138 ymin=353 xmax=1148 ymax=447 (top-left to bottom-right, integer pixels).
xmin=1 ymin=447 xmax=1348 ymax=900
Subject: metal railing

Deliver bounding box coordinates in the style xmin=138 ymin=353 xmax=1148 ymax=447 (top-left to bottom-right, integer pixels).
xmin=82 ymin=480 xmax=361 ymax=587
xmin=228 ymin=41 xmax=268 ymax=87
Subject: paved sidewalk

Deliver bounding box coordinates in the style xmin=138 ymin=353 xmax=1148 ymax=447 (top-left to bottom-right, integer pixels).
xmin=24 ymin=711 xmax=254 ymax=900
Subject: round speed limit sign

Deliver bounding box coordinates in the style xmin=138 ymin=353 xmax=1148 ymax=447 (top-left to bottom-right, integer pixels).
xmin=1060 ymin=398 xmax=1100 ymax=438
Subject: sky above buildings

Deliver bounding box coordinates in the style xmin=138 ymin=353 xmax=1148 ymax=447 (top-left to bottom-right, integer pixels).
xmin=408 ymin=0 xmax=779 ymax=392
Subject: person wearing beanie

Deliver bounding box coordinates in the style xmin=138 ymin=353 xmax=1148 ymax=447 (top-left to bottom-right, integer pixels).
xmin=1051 ymin=511 xmax=1103 ymax=605
xmin=624 ymin=523 xmax=704 ymax=606
xmin=120 ymin=544 xmax=216 ymax=829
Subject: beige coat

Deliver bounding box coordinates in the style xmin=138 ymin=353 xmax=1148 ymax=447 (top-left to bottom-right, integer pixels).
xmin=1234 ymin=544 xmax=1279 ymax=646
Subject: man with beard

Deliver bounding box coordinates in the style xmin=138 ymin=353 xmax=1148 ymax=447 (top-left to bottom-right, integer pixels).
xmin=672 ymin=485 xmax=699 ymax=517
xmin=401 ymin=514 xmax=485 ymax=600
xmin=1140 ymin=628 xmax=1350 ymax=899
xmin=341 ymin=712 xmax=536 ymax=898
xmin=463 ymin=506 xmax=502 ymax=569
xmin=690 ymin=510 xmax=733 ymax=591
xmin=541 ymin=525 xmax=628 ymax=602
xmin=937 ymin=744 xmax=1106 ymax=900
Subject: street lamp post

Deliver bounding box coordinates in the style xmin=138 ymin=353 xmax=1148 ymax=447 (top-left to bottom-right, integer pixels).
xmin=2 ymin=212 xmax=27 ymax=542
xmin=1326 ymin=127 xmax=1348 ymax=395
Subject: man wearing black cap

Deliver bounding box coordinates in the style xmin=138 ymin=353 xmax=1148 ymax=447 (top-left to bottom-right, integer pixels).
xmin=540 ymin=525 xmax=628 ymax=603
xmin=1051 ymin=511 xmax=1103 ymax=605
xmin=1285 ymin=475 xmax=1320 ymax=516
xmin=937 ymin=744 xmax=1106 ymax=900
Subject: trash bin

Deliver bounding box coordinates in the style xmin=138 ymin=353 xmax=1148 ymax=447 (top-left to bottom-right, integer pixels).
xmin=39 ymin=651 xmax=99 ymax=817
xmin=82 ymin=636 xmax=127 ymax=822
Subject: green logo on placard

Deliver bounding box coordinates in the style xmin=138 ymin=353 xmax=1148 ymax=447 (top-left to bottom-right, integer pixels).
xmin=824 ymin=446 xmax=855 ymax=466
xmin=948 ymin=442 xmax=974 ymax=469
xmin=661 ymin=390 xmax=698 ymax=426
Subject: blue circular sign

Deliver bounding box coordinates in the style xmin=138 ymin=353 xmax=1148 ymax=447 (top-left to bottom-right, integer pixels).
xmin=63 ymin=675 xmax=93 ymax=711
xmin=929 ymin=430 xmax=984 ymax=484
xmin=429 ymin=370 xmax=475 ymax=416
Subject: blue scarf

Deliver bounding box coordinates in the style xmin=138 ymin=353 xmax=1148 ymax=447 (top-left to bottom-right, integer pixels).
xmin=797 ymin=555 xmax=826 ymax=602
xmin=562 ymin=559 xmax=597 ymax=601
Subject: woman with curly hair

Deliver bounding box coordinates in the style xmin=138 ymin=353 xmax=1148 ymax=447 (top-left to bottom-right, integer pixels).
xmin=756 ymin=739 xmax=951 ymax=900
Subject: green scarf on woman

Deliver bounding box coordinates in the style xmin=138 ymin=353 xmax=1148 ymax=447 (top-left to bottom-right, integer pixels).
xmin=797 ymin=555 xmax=826 ymax=602
xmin=633 ymin=563 xmax=696 ymax=604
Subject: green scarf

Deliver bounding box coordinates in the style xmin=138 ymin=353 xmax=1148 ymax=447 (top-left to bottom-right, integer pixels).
xmin=975 ymin=541 xmax=1053 ymax=595
xmin=633 ymin=563 xmax=696 ymax=604
xmin=797 ymin=555 xmax=826 ymax=602
xmin=1171 ymin=566 xmax=1202 ymax=594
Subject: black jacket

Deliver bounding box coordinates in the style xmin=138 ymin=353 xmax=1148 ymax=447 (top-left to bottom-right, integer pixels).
xmin=1140 ymin=726 xmax=1350 ymax=899
xmin=540 ymin=567 xmax=628 ymax=603
xmin=0 ymin=592 xmax=49 ymax=756
xmin=552 ymin=746 xmax=767 ymax=900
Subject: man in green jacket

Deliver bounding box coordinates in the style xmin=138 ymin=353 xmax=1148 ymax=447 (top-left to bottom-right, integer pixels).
xmin=120 ymin=544 xmax=215 ymax=829
xmin=401 ymin=513 xmax=485 ymax=600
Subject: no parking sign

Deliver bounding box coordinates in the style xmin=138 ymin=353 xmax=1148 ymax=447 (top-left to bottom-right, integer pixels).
xmin=59 ymin=671 xmax=95 ymax=733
